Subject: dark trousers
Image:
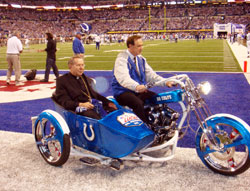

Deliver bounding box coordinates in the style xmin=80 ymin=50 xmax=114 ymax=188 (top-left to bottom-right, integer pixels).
xmin=77 ymin=105 xmax=116 ymax=120
xmin=96 ymin=42 xmax=100 ymax=50
xmin=115 ymin=91 xmax=156 ymax=123
xmin=44 ymin=58 xmax=59 ymax=81
xmin=78 ymin=109 xmax=101 ymax=120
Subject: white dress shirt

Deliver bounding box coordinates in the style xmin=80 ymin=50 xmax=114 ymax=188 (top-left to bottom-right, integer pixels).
xmin=6 ymin=36 xmax=23 ymax=54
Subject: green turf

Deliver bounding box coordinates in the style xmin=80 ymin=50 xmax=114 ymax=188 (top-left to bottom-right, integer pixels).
xmin=0 ymin=39 xmax=241 ymax=72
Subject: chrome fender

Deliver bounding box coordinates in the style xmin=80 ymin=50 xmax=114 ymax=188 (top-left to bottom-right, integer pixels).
xmin=34 ymin=109 xmax=70 ymax=135
xmin=196 ymin=113 xmax=250 ymax=147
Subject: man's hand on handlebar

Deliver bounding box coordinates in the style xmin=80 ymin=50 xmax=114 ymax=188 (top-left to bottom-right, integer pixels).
xmin=166 ymin=81 xmax=176 ymax=88
xmin=136 ymin=80 xmax=176 ymax=93
xmin=135 ymin=84 xmax=147 ymax=93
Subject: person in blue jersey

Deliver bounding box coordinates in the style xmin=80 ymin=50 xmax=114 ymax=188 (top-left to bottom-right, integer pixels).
xmin=112 ymin=35 xmax=174 ymax=124
xmin=72 ymin=32 xmax=84 ymax=58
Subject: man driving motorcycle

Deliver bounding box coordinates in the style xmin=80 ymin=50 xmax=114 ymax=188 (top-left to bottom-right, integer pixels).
xmin=112 ymin=35 xmax=174 ymax=124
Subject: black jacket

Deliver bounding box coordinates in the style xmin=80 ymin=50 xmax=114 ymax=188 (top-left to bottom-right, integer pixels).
xmin=53 ymin=72 xmax=112 ymax=111
xmin=45 ymin=39 xmax=56 ymax=60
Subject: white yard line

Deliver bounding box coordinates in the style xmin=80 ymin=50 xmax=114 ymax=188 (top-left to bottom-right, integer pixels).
xmin=103 ymin=50 xmax=123 ymax=53
xmin=58 ymin=55 xmax=94 ymax=60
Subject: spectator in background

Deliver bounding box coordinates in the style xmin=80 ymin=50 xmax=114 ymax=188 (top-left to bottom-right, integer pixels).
xmin=247 ymin=31 xmax=250 ymax=58
xmin=174 ymin=33 xmax=178 ymax=43
xmin=25 ymin=38 xmax=30 ymax=49
xmin=73 ymin=32 xmax=84 ymax=57
xmin=95 ymin=34 xmax=101 ymax=50
xmin=237 ymin=33 xmax=242 ymax=45
xmin=6 ymin=32 xmax=23 ymax=86
xmin=39 ymin=32 xmax=59 ymax=82
xmin=195 ymin=32 xmax=200 ymax=42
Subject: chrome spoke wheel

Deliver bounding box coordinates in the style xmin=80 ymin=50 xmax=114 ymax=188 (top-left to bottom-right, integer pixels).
xmin=196 ymin=117 xmax=250 ymax=176
xmin=34 ymin=112 xmax=70 ymax=166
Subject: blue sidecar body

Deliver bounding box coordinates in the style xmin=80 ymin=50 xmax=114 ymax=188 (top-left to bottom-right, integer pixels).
xmin=54 ymin=103 xmax=155 ymax=158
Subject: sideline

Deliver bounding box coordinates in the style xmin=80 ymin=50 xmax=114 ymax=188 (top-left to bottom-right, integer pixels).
xmin=2 ymin=130 xmax=250 ymax=191
xmin=227 ymin=40 xmax=250 ymax=84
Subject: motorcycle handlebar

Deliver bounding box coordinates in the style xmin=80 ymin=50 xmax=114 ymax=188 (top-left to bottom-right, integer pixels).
xmin=146 ymin=74 xmax=188 ymax=88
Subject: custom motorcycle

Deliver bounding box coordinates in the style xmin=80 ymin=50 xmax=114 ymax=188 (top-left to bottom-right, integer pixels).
xmin=31 ymin=74 xmax=250 ymax=176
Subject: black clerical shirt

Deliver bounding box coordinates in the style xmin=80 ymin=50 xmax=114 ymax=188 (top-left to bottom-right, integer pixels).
xmin=53 ymin=72 xmax=111 ymax=112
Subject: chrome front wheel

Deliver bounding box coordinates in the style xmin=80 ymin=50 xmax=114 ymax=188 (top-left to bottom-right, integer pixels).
xmin=196 ymin=115 xmax=250 ymax=176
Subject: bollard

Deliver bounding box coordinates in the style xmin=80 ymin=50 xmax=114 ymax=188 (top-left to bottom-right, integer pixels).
xmin=244 ymin=61 xmax=247 ymax=73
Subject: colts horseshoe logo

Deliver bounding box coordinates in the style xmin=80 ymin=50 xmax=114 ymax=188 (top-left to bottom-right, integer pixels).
xmin=83 ymin=123 xmax=95 ymax=141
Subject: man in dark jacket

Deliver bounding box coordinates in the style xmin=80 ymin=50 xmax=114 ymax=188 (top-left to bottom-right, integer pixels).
xmin=53 ymin=56 xmax=117 ymax=119
xmin=39 ymin=32 xmax=59 ymax=82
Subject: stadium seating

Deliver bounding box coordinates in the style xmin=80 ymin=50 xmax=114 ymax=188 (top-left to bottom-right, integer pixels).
xmin=0 ymin=0 xmax=249 ymax=45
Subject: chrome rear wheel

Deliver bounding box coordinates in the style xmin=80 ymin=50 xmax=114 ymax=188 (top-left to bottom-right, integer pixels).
xmin=35 ymin=115 xmax=70 ymax=166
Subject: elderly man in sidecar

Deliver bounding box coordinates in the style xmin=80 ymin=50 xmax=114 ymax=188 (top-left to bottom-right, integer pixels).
xmin=53 ymin=56 xmax=117 ymax=119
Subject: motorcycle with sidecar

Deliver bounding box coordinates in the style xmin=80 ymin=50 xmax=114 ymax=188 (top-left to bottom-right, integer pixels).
xmin=31 ymin=74 xmax=250 ymax=176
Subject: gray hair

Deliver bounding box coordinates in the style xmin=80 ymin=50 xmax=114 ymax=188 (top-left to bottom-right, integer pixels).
xmin=68 ymin=55 xmax=83 ymax=68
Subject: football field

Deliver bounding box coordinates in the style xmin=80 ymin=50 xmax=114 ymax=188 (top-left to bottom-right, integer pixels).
xmin=1 ymin=39 xmax=250 ymax=191
xmin=0 ymin=39 xmax=241 ymax=72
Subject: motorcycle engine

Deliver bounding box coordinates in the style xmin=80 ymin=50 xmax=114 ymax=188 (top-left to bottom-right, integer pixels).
xmin=145 ymin=103 xmax=179 ymax=127
xmin=145 ymin=103 xmax=179 ymax=144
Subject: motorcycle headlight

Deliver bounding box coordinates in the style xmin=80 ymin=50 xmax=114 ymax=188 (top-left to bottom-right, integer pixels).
xmin=198 ymin=81 xmax=211 ymax=95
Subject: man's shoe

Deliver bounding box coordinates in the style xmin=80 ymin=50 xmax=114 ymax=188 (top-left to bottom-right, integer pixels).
xmin=6 ymin=80 xmax=10 ymax=85
xmin=40 ymin=79 xmax=48 ymax=82
xmin=79 ymin=157 xmax=100 ymax=166
xmin=15 ymin=82 xmax=24 ymax=86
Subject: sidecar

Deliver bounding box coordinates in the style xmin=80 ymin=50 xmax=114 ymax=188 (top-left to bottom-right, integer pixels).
xmin=31 ymin=100 xmax=156 ymax=167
